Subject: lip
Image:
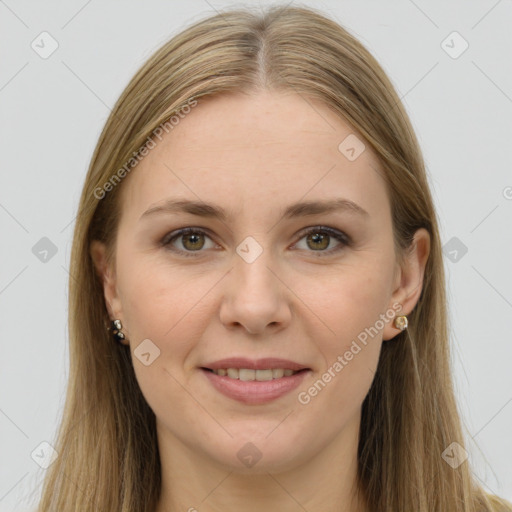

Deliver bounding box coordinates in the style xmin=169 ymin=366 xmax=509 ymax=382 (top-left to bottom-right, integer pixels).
xmin=201 ymin=367 xmax=310 ymax=405
xmin=201 ymin=357 xmax=309 ymax=371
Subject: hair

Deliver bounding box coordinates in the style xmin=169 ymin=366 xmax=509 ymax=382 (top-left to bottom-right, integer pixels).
xmin=36 ymin=4 xmax=511 ymax=512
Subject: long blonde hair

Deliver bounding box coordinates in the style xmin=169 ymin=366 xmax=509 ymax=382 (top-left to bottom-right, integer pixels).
xmin=37 ymin=4 xmax=511 ymax=511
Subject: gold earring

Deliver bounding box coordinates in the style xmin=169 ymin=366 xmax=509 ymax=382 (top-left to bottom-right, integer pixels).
xmin=394 ymin=315 xmax=408 ymax=331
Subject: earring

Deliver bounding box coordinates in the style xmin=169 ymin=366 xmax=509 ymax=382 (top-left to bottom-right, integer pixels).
xmin=109 ymin=319 xmax=126 ymax=342
xmin=394 ymin=315 xmax=408 ymax=331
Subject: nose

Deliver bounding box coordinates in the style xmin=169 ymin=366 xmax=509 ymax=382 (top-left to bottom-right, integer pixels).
xmin=219 ymin=248 xmax=292 ymax=335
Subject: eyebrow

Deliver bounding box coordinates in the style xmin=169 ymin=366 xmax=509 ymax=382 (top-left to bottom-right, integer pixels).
xmin=140 ymin=197 xmax=369 ymax=222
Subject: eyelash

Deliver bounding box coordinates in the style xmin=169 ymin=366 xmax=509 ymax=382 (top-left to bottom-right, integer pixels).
xmin=161 ymin=226 xmax=352 ymax=258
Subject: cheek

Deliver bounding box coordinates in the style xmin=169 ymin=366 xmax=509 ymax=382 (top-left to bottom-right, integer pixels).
xmin=117 ymin=252 xmax=216 ymax=343
xmin=115 ymin=256 xmax=211 ymax=420
xmin=115 ymin=255 xmax=225 ymax=404
xmin=295 ymin=258 xmax=392 ymax=402
xmin=297 ymin=257 xmax=393 ymax=343
xmin=294 ymin=268 xmax=387 ymax=422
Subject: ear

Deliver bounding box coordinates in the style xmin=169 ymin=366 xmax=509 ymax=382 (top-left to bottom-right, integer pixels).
xmin=90 ymin=240 xmax=129 ymax=345
xmin=382 ymin=228 xmax=431 ymax=341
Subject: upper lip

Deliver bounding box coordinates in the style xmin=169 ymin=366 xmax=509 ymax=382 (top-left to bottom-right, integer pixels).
xmin=201 ymin=357 xmax=310 ymax=371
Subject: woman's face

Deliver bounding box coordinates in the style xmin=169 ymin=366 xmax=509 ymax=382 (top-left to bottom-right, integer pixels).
xmin=92 ymin=91 xmax=428 ymax=473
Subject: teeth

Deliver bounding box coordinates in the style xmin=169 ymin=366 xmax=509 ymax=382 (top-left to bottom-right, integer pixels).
xmin=239 ymin=369 xmax=255 ymax=381
xmin=227 ymin=368 xmax=239 ymax=379
xmin=272 ymin=368 xmax=284 ymax=378
xmin=211 ymin=368 xmax=300 ymax=380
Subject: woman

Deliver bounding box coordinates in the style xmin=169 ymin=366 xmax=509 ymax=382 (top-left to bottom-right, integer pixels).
xmin=37 ymin=4 xmax=512 ymax=512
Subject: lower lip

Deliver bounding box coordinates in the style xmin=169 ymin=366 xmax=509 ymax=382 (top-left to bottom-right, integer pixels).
xmin=201 ymin=368 xmax=310 ymax=405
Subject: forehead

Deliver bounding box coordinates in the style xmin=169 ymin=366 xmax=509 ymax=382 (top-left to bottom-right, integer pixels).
xmin=119 ymin=91 xmax=389 ymax=224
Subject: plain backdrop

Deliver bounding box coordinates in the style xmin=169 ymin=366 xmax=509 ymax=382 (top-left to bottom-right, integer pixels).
xmin=0 ymin=0 xmax=511 ymax=510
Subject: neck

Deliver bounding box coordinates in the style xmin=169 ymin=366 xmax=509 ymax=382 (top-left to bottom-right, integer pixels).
xmin=154 ymin=413 xmax=368 ymax=512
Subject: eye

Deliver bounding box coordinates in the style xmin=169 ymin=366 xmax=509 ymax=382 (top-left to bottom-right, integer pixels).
xmin=162 ymin=228 xmax=218 ymax=257
xmin=161 ymin=225 xmax=351 ymax=258
xmin=292 ymin=226 xmax=351 ymax=255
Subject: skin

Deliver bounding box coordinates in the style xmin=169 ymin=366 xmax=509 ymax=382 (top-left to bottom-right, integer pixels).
xmin=91 ymin=90 xmax=430 ymax=512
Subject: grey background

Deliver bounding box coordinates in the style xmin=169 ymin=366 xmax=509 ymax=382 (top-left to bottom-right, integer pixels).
xmin=1 ymin=0 xmax=511 ymax=510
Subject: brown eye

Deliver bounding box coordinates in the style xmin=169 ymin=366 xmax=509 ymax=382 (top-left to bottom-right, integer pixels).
xmin=306 ymin=232 xmax=330 ymax=251
xmin=162 ymin=228 xmax=217 ymax=256
xmin=162 ymin=225 xmax=350 ymax=258
xmin=293 ymin=226 xmax=351 ymax=255
xmin=181 ymin=232 xmax=205 ymax=251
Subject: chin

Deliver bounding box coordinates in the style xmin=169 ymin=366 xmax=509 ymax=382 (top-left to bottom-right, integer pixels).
xmin=201 ymin=433 xmax=311 ymax=475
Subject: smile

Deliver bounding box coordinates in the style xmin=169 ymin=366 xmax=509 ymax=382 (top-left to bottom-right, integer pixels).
xmin=206 ymin=368 xmax=302 ymax=380
xmin=200 ymin=367 xmax=310 ymax=404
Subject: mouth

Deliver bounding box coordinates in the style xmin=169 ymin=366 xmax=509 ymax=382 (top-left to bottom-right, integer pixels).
xmin=201 ymin=367 xmax=308 ymax=380
xmin=199 ymin=358 xmax=311 ymax=405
